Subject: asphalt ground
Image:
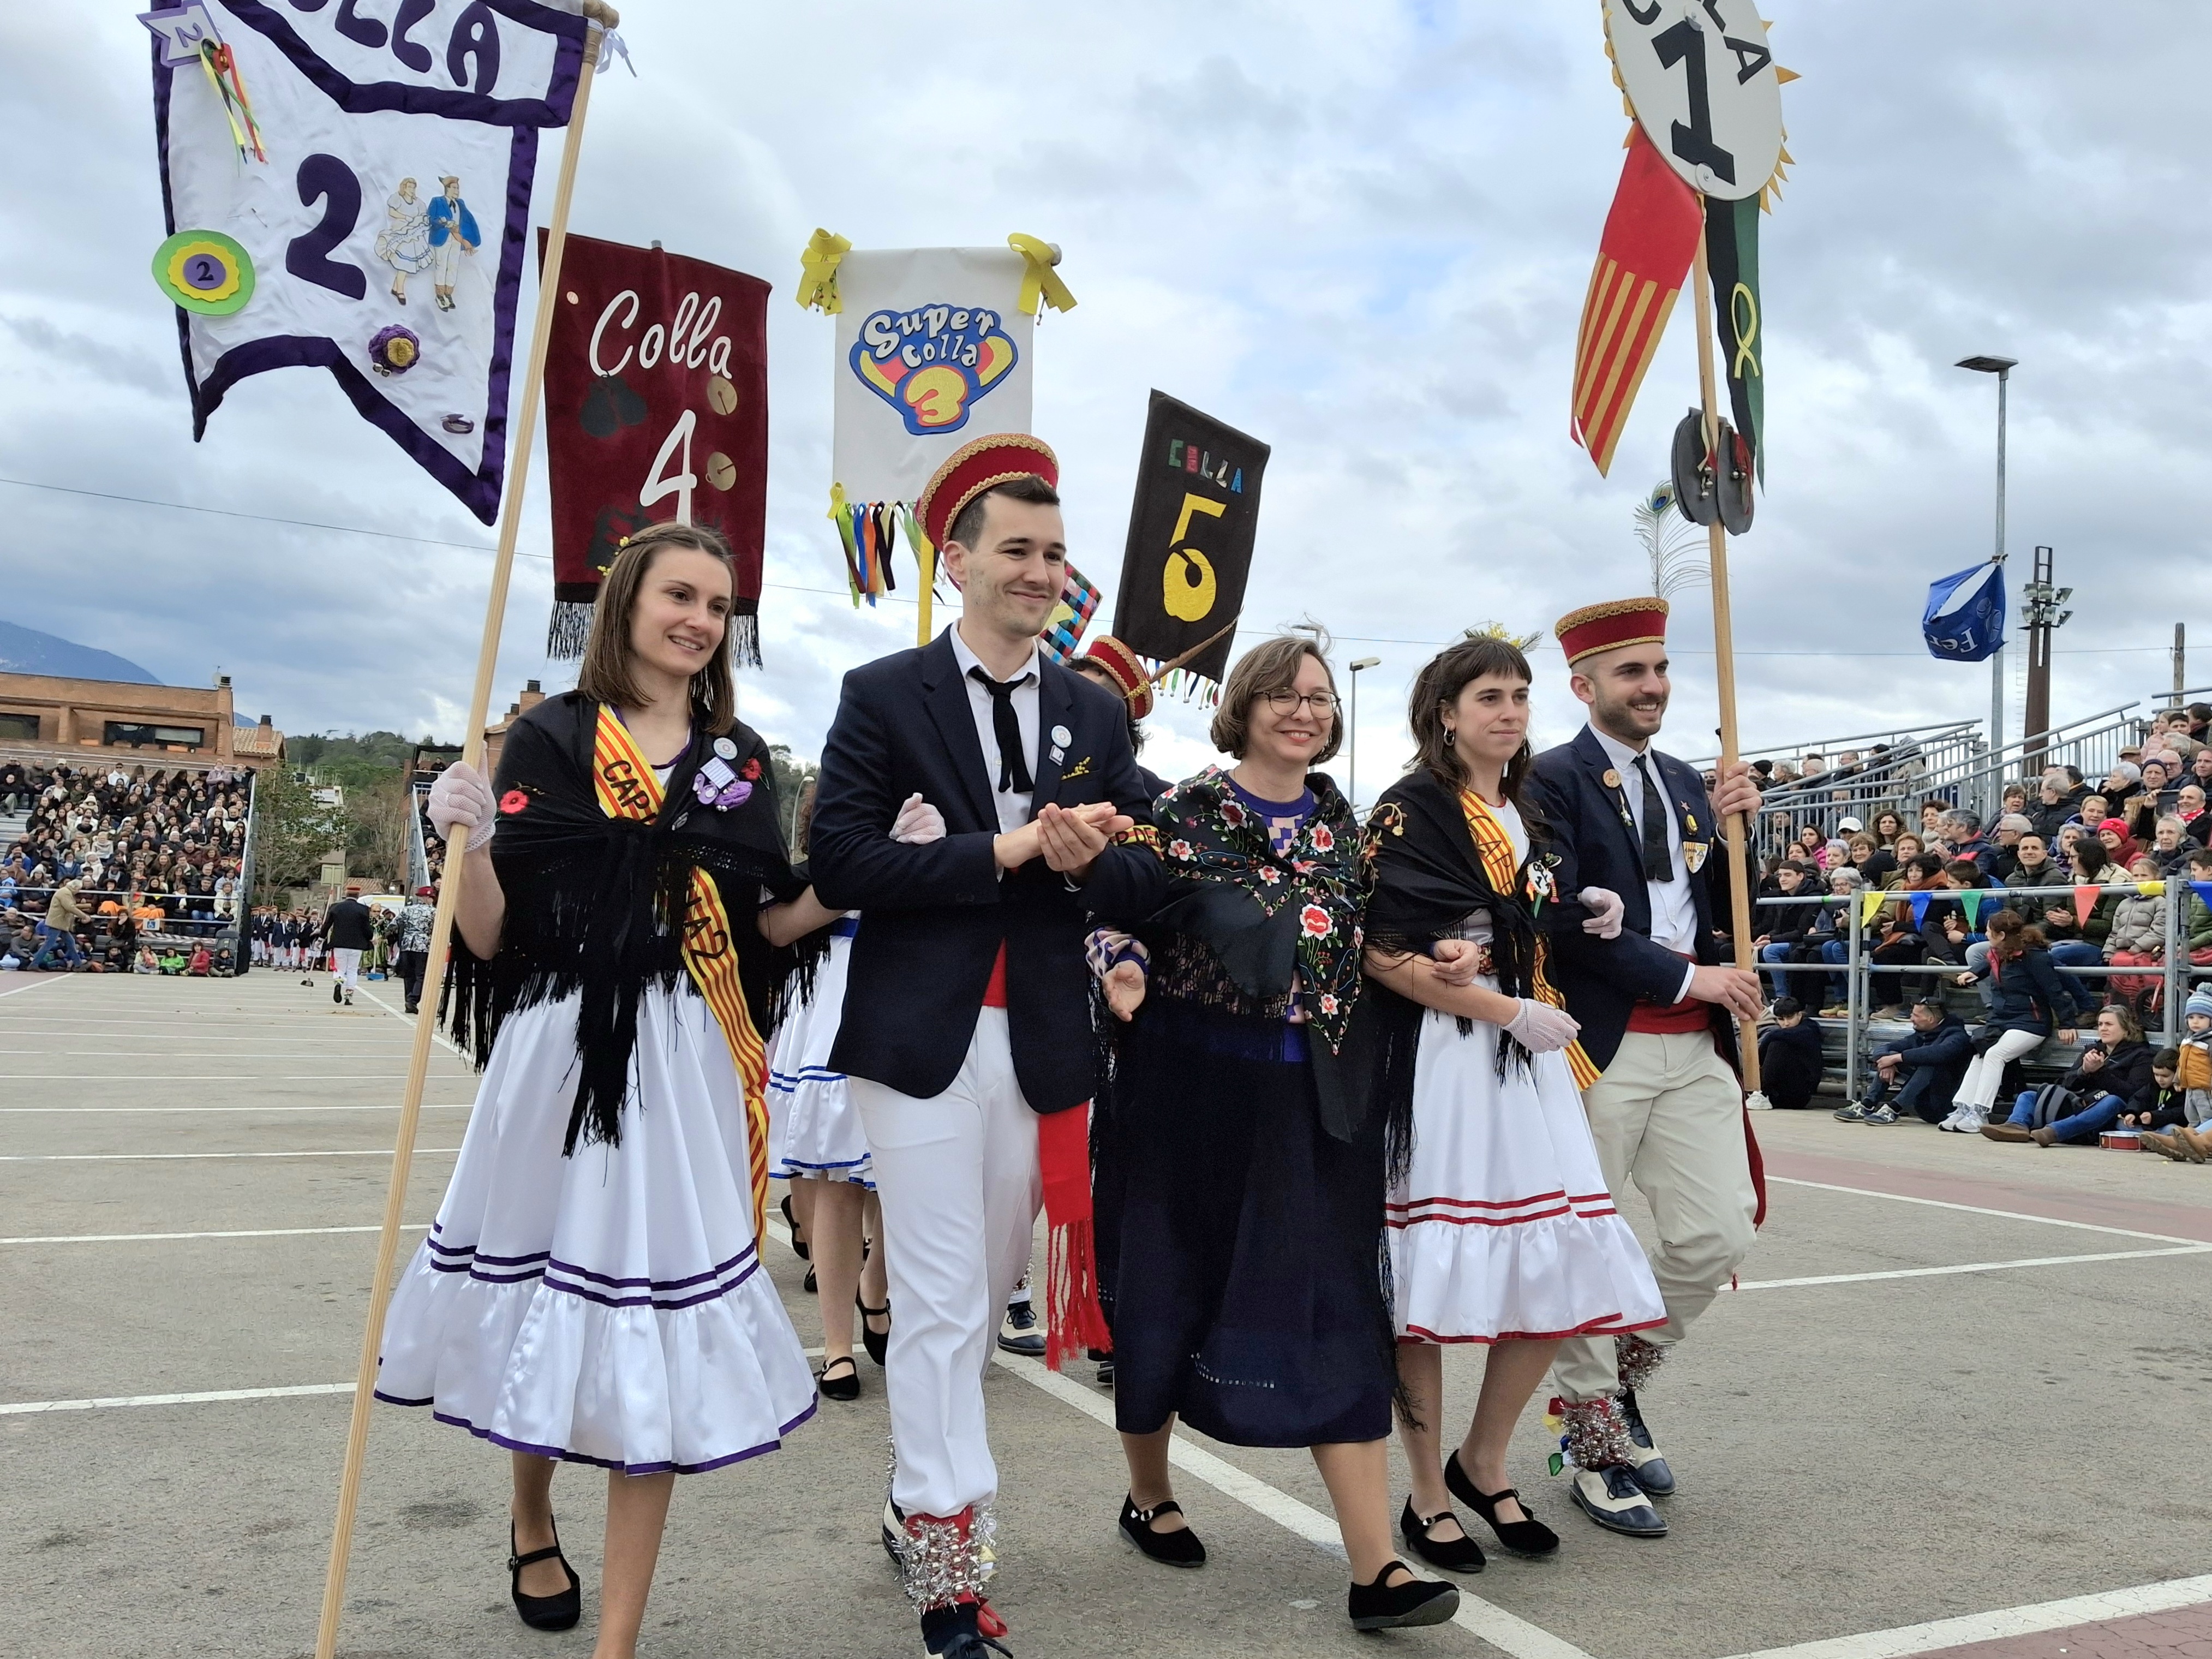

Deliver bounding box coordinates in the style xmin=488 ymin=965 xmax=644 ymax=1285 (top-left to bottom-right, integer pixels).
xmin=4 ymin=969 xmax=2211 ymax=1659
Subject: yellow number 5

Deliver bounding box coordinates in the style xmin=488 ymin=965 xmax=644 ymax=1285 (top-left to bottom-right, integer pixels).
xmin=1164 ymin=493 xmax=1225 ymax=622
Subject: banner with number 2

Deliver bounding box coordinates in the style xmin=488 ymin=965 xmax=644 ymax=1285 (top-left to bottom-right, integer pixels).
xmin=145 ymin=0 xmax=588 ymax=523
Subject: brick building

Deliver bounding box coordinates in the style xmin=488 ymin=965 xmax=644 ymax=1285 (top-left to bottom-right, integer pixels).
xmin=0 ymin=670 xmax=285 ymax=768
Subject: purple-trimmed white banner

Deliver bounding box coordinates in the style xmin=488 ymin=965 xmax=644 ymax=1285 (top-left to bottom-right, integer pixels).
xmin=147 ymin=0 xmax=588 ymax=523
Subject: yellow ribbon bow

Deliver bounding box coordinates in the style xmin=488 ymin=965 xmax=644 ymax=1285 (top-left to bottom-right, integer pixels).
xmin=796 ymin=228 xmax=850 ymax=313
xmin=1007 ymin=232 xmax=1077 ymax=315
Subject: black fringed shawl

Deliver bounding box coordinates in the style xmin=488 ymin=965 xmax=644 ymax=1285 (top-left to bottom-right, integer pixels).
xmin=1360 ymin=768 xmax=1586 ymax=1177
xmin=440 ymin=691 xmax=814 ymax=1154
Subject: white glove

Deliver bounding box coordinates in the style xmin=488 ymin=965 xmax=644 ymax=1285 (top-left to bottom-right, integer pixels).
xmin=427 ymin=762 xmax=498 ymax=850
xmin=1504 ymin=998 xmax=1581 ymax=1053
xmin=1579 ymin=886 xmax=1625 ymax=940
xmin=890 ymin=792 xmax=946 ymax=845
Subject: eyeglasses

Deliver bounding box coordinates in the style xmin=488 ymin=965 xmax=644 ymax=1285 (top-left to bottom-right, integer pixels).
xmin=1262 ymin=689 xmax=1339 ymax=717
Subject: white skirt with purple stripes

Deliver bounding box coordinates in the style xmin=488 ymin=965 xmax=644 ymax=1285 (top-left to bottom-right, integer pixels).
xmin=375 ymin=983 xmax=817 ymax=1475
xmin=767 ymin=924 xmax=871 ymax=1187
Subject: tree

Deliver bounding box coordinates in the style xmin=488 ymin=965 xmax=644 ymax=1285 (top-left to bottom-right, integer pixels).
xmin=769 ymin=744 xmax=818 ymax=855
xmin=250 ymin=767 xmax=347 ymax=901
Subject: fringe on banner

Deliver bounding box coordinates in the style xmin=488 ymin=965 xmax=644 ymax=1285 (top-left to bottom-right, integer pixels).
xmin=1141 ymin=659 xmax=1223 ymax=708
xmin=829 ymin=488 xmax=923 ymax=608
xmin=546 ymin=599 xmax=596 ymax=659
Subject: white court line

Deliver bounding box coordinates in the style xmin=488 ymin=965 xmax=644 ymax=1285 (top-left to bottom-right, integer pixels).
xmin=0 ymin=975 xmax=65 ymax=999
xmin=764 ymin=1216 xmax=1588 ymax=1659
xmin=1736 ymin=1243 xmax=2212 ymax=1291
xmin=352 ymin=982 xmax=471 ymax=1061
xmin=1003 ymin=1357 xmax=1592 ymax=1659
xmin=0 ymin=1383 xmax=355 ymax=1416
xmin=0 ymin=1148 xmax=459 ymax=1162
xmin=0 ymin=1102 xmax=471 ymax=1117
xmin=0 ymin=1223 xmax=431 ymax=1245
xmin=1720 ymin=1571 xmax=2212 ymax=1659
xmin=1767 ymin=1174 xmax=2211 ymax=1248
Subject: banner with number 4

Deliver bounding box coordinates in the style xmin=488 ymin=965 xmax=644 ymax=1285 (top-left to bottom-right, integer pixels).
xmin=145 ymin=0 xmax=588 ymax=523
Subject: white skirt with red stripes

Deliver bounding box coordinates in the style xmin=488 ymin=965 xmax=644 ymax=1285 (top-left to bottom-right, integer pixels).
xmin=1389 ymin=998 xmax=1664 ymax=1345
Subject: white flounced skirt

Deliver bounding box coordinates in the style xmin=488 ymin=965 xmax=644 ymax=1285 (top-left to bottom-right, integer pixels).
xmin=1389 ymin=996 xmax=1665 ymax=1345
xmin=376 ymin=983 xmax=818 ymax=1473
xmin=767 ymin=927 xmax=872 ymax=1187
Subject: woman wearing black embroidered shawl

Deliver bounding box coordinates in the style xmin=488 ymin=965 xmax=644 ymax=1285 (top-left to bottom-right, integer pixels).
xmin=375 ymin=524 xmax=834 ymax=1659
xmin=1093 ymin=634 xmax=1460 ymax=1633
xmin=1360 ymin=636 xmax=1660 ymax=1573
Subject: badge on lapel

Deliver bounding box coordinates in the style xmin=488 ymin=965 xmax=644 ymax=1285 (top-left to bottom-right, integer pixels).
xmin=1683 ymin=840 xmax=1709 ymax=873
xmin=1063 ymin=756 xmax=1092 ymax=779
xmin=1601 ymin=767 xmax=1623 ymax=790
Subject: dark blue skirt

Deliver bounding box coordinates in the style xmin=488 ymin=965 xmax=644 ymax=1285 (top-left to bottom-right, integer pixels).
xmin=1102 ymin=1000 xmax=1393 ymax=1448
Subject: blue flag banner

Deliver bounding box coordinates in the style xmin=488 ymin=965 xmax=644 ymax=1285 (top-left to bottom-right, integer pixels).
xmin=1922 ymin=560 xmax=2006 ymax=663
xmin=2192 ymin=881 xmax=2212 ymax=912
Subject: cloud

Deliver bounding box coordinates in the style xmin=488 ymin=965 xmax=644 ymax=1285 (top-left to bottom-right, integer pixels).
xmin=3 ymin=1 xmax=2206 ymax=779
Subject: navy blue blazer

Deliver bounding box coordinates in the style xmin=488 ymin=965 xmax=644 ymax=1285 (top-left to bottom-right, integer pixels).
xmin=809 ymin=630 xmax=1158 ymax=1112
xmin=1526 ymin=725 xmax=1734 ymax=1074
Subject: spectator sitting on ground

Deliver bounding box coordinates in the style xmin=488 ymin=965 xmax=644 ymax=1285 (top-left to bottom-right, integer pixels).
xmin=133 ymin=945 xmax=159 ymax=974
xmin=1981 ymin=1005 xmax=2155 ymax=1145
xmin=2129 ymin=1052 xmax=2198 ymax=1159
xmin=1 ymin=907 xmax=35 ymax=968
xmin=1758 ymin=997 xmax=1827 ymax=1110
xmin=1837 ymin=998 xmax=1975 ymax=1125
xmin=188 ymin=944 xmax=212 ymax=976
xmin=157 ymin=948 xmax=187 ymax=975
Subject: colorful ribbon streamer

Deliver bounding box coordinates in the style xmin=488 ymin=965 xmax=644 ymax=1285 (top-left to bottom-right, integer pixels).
xmin=1008 ymin=232 xmax=1077 ymax=316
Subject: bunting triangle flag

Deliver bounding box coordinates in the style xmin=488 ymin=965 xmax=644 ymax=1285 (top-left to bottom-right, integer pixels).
xmin=1860 ymin=890 xmax=1886 ymax=928
xmin=1961 ymin=891 xmax=1984 ymax=927
xmin=1909 ymin=892 xmax=1930 ymax=924
xmin=2074 ymin=886 xmax=2102 ymax=926
xmin=2192 ymin=881 xmax=2212 ymax=911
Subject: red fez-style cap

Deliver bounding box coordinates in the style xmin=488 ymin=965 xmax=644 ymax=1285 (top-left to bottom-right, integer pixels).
xmin=1077 ymin=635 xmax=1154 ymax=721
xmin=1555 ymin=596 xmax=1671 ymax=667
xmin=915 ymin=432 xmax=1059 ymax=553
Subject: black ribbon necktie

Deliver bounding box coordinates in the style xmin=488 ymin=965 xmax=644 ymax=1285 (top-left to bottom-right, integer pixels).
xmin=969 ymin=667 xmax=1035 ymax=793
xmin=1634 ymin=755 xmax=1676 ymax=884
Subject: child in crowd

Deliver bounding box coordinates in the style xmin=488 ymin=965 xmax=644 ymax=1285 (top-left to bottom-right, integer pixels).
xmin=2135 ymin=1050 xmax=2203 ymax=1160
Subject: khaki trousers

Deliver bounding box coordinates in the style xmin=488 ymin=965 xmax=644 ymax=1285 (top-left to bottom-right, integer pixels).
xmin=1552 ymin=1030 xmax=1756 ymax=1404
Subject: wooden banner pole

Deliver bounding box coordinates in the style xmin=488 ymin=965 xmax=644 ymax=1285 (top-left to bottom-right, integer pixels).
xmin=1146 ymin=616 xmax=1241 ymax=685
xmin=1689 ymin=221 xmax=1763 ymax=1095
xmin=311 ymin=9 xmax=615 ymax=1655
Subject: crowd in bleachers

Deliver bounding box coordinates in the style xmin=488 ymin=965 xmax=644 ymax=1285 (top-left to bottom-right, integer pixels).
xmin=1737 ymin=702 xmax=2212 ymax=1147
xmin=0 ymin=755 xmax=250 ymax=973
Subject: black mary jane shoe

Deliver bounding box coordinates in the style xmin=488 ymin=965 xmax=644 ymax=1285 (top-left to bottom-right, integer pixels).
xmin=818 ymin=1355 xmax=860 ymax=1401
xmin=780 ymin=1193 xmax=809 ymax=1261
xmin=1400 ymin=1496 xmax=1486 ymax=1573
xmin=1119 ymin=1494 xmax=1207 ymax=1567
xmin=1446 ymin=1451 xmax=1559 ymax=1556
xmin=507 ymin=1520 xmax=582 ymax=1631
xmin=859 ymin=1294 xmax=891 ymax=1366
xmin=1348 ymin=1560 xmax=1460 ymax=1631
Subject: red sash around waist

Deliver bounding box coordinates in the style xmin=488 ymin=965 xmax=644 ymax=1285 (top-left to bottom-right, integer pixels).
xmin=1625 ymin=951 xmax=1708 ymax=1034
xmin=983 ymin=941 xmax=1008 ymax=1009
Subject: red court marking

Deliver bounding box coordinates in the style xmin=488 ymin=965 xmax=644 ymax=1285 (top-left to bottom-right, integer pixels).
xmin=1915 ymin=1602 xmax=2212 ymax=1659
xmin=1762 ymin=1147 xmax=2212 ymax=1245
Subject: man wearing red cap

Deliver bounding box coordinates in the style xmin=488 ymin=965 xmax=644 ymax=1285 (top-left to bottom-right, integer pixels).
xmin=810 ymin=433 xmax=1159 ymax=1658
xmin=1527 ymin=598 xmax=1765 ymax=1541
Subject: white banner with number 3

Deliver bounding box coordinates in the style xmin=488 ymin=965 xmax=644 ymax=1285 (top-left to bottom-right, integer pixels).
xmin=148 ymin=0 xmax=587 ymax=523
xmin=829 ymin=247 xmax=1036 ymax=508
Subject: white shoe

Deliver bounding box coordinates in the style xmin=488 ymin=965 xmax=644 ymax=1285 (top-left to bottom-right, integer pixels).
xmin=1954 ymin=1107 xmax=1987 ymax=1133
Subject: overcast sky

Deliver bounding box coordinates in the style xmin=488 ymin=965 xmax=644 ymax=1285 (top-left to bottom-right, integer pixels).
xmin=5 ymin=3 xmax=2207 ymax=796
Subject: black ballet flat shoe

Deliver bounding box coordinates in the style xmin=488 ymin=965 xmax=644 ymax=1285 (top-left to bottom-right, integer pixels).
xmin=1446 ymin=1452 xmax=1559 ymax=1556
xmin=858 ymin=1294 xmax=891 ymax=1366
xmin=1348 ymin=1560 xmax=1460 ymax=1631
xmin=818 ymin=1356 xmax=860 ymax=1401
xmin=780 ymin=1193 xmax=809 ymax=1260
xmin=803 ymin=1264 xmax=817 ymax=1295
xmin=1119 ymin=1494 xmax=1207 ymax=1568
xmin=1399 ymin=1496 xmax=1485 ymax=1573
xmin=507 ymin=1520 xmax=582 ymax=1631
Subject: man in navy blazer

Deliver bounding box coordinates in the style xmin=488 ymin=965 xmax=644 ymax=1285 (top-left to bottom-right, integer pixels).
xmin=1524 ymin=598 xmax=1765 ymax=1543
xmin=809 ymin=434 xmax=1153 ymax=1659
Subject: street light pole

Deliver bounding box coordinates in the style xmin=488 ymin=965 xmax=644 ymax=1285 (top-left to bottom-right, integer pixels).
xmin=1348 ymin=657 xmax=1381 ymax=812
xmin=1957 ymin=355 xmax=2018 ymax=785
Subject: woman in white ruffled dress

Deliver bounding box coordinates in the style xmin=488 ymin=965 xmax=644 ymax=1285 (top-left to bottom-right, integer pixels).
xmin=1360 ymin=636 xmax=1662 ymax=1571
xmin=375 ymin=524 xmax=832 ymax=1658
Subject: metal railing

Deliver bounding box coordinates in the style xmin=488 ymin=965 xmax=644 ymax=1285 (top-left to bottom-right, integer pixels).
xmin=1743 ymin=878 xmax=2210 ymax=1102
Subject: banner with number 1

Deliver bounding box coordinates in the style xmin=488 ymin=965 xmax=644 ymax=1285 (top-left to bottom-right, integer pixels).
xmin=145 ymin=0 xmax=587 ymax=523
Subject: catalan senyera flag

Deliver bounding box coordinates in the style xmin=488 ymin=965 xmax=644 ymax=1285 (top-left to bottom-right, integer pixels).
xmin=1570 ymin=127 xmax=1703 ymax=477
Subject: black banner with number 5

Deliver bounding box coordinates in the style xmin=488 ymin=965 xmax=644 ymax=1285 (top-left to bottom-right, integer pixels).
xmin=1110 ymin=391 xmax=1269 ymax=687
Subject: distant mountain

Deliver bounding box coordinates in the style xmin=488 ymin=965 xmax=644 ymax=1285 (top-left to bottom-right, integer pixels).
xmin=0 ymin=619 xmax=161 ymax=685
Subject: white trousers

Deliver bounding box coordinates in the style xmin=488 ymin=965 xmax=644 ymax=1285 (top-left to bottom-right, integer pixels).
xmin=1954 ymin=1027 xmax=2043 ymax=1111
xmin=851 ymin=1008 xmax=1042 ymax=1520
xmin=331 ymin=947 xmax=362 ymax=988
xmin=1553 ymin=1030 xmax=1757 ymax=1404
